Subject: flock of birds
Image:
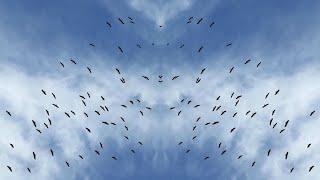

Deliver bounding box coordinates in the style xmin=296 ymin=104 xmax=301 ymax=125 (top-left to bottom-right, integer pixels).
xmin=2 ymin=16 xmax=319 ymax=178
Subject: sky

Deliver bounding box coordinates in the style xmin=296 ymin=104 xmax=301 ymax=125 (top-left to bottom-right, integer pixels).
xmin=0 ymin=0 xmax=320 ymax=180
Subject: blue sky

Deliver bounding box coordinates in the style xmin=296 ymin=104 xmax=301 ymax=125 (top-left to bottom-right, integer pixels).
xmin=0 ymin=1 xmax=320 ymax=180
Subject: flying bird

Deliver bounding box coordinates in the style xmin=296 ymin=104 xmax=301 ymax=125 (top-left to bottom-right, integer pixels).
xmin=118 ymin=46 xmax=124 ymax=53
xmin=197 ymin=18 xmax=203 ymax=24
xmin=209 ymin=21 xmax=215 ymax=27
xmin=118 ymin=18 xmax=125 ymax=24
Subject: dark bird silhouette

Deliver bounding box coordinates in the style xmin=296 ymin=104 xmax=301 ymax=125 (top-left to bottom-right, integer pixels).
xmin=138 ymin=141 xmax=143 ymax=145
xmin=236 ymin=95 xmax=242 ymax=99
xmin=6 ymin=110 xmax=12 ymax=116
xmin=89 ymin=43 xmax=95 ymax=47
xmin=272 ymin=109 xmax=276 ymax=116
xmin=118 ymin=46 xmax=124 ymax=53
xmin=45 ymin=109 xmax=50 ymax=116
xmin=226 ymin=43 xmax=232 ymax=47
xmin=285 ymin=152 xmax=288 ymax=159
xmin=87 ymin=67 xmax=92 ymax=73
xmin=309 ymin=165 xmax=314 ymax=172
xmin=84 ymin=112 xmax=88 ymax=117
xmin=257 ymin=61 xmax=261 ymax=68
xmin=70 ymin=59 xmax=77 ymax=64
xmin=221 ymin=110 xmax=226 ymax=115
xmin=140 ymin=111 xmax=144 ymax=116
xmin=102 ymin=121 xmax=109 ymax=125
xmin=118 ymin=18 xmax=124 ymax=24
xmin=193 ymin=126 xmax=197 ymax=130
xmin=251 ymin=161 xmax=256 ymax=167
xmin=218 ymin=142 xmax=222 ymax=148
xmin=246 ymin=111 xmax=251 ymax=115
xmin=212 ymin=121 xmax=219 ymax=125
xmin=172 ymin=76 xmax=179 ymax=80
xmin=178 ymin=111 xmax=182 ymax=116
xmin=27 ymin=167 xmax=31 ymax=173
xmin=290 ymin=167 xmax=294 ymax=173
xmin=44 ymin=123 xmax=49 ymax=128
xmin=95 ymin=150 xmax=100 ymax=155
xmin=120 ymin=117 xmax=125 ymax=122
xmin=273 ymin=123 xmax=277 ymax=128
xmin=66 ymin=161 xmax=70 ymax=167
xmin=52 ymin=104 xmax=59 ymax=108
xmin=188 ymin=17 xmax=193 ymax=20
xmin=204 ymin=156 xmax=210 ymax=160
xmin=269 ymin=118 xmax=273 ymax=126
xmin=209 ymin=21 xmax=215 ymax=27
xmin=51 ymin=93 xmax=56 ymax=99
xmin=136 ymin=44 xmax=142 ymax=48
xmin=187 ymin=100 xmax=192 ymax=104
xmin=265 ymin=92 xmax=270 ymax=99
xmin=205 ymin=122 xmax=210 ymax=125
xmin=310 ymin=110 xmax=316 ymax=116
xmin=32 ymin=120 xmax=37 ymax=127
xmin=50 ymin=149 xmax=54 ymax=157
xmin=146 ymin=107 xmax=152 ymax=110
xmin=95 ymin=111 xmax=100 ymax=115
xmin=87 ymin=92 xmax=91 ymax=98
xmin=33 ymin=152 xmax=36 ymax=160
xmin=267 ymin=149 xmax=271 ymax=156
xmin=142 ymin=76 xmax=149 ymax=80
xmin=178 ymin=141 xmax=183 ymax=145
xmin=251 ymin=112 xmax=257 ymax=118
xmin=198 ymin=46 xmax=203 ymax=52
xmin=233 ymin=112 xmax=237 ymax=117
xmin=59 ymin=61 xmax=65 ymax=68
xmin=186 ymin=149 xmax=191 ymax=153
xmin=121 ymin=105 xmax=127 ymax=108
xmin=10 ymin=143 xmax=14 ymax=148
xmin=112 ymin=156 xmax=118 ymax=160
xmin=194 ymin=105 xmax=200 ymax=108
xmin=106 ymin=21 xmax=112 ymax=28
xmin=7 ymin=166 xmax=12 ymax=172
xmin=212 ymin=106 xmax=216 ymax=111
xmin=41 ymin=89 xmax=46 ymax=95
xmin=179 ymin=44 xmax=185 ymax=48
xmin=229 ymin=67 xmax=234 ymax=73
xmin=275 ymin=89 xmax=280 ymax=95
xmin=244 ymin=59 xmax=251 ymax=64
xmin=124 ymin=136 xmax=129 ymax=140
xmin=200 ymin=68 xmax=206 ymax=74
xmin=262 ymin=104 xmax=269 ymax=108
xmin=85 ymin=127 xmax=91 ymax=133
xmin=131 ymin=149 xmax=135 ymax=154
xmin=116 ymin=68 xmax=121 ymax=75
xmin=307 ymin=143 xmax=311 ymax=148
xmin=120 ymin=77 xmax=125 ymax=83
xmin=192 ymin=136 xmax=197 ymax=140
xmin=197 ymin=18 xmax=203 ymax=24
xmin=79 ymin=155 xmax=84 ymax=159
xmin=48 ymin=118 xmax=52 ymax=125
xmin=235 ymin=100 xmax=239 ymax=106
xmin=196 ymin=117 xmax=201 ymax=122
xmin=284 ymin=120 xmax=289 ymax=127
xmin=280 ymin=129 xmax=285 ymax=133
xmin=36 ymin=129 xmax=42 ymax=134
xmin=196 ymin=77 xmax=201 ymax=83
xmin=230 ymin=127 xmax=236 ymax=133
xmin=237 ymin=155 xmax=243 ymax=159
xmin=221 ymin=150 xmax=227 ymax=155
xmin=216 ymin=96 xmax=220 ymax=100
xmin=65 ymin=112 xmax=70 ymax=118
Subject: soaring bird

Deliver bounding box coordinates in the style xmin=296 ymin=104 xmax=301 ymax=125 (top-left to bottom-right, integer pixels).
xmin=36 ymin=129 xmax=42 ymax=134
xmin=65 ymin=112 xmax=70 ymax=118
xmin=218 ymin=142 xmax=222 ymax=148
xmin=102 ymin=121 xmax=109 ymax=125
xmin=307 ymin=143 xmax=312 ymax=148
xmin=6 ymin=110 xmax=12 ymax=116
xmin=262 ymin=104 xmax=269 ymax=108
xmin=251 ymin=161 xmax=256 ymax=167
xmin=32 ymin=120 xmax=37 ymax=127
xmin=70 ymin=59 xmax=77 ymax=64
xmin=79 ymin=155 xmax=84 ymax=159
xmin=233 ymin=112 xmax=237 ymax=117
xmin=7 ymin=166 xmax=12 ymax=172
xmin=178 ymin=110 xmax=182 ymax=116
xmin=267 ymin=149 xmax=271 ymax=156
xmin=272 ymin=109 xmax=276 ymax=116
xmin=209 ymin=21 xmax=215 ymax=27
xmin=275 ymin=89 xmax=280 ymax=95
xmin=85 ymin=127 xmax=91 ymax=133
xmin=50 ymin=149 xmax=54 ymax=157
xmin=10 ymin=143 xmax=14 ymax=148
xmin=87 ymin=92 xmax=91 ymax=98
xmin=265 ymin=92 xmax=270 ymax=99
xmin=309 ymin=165 xmax=314 ymax=172
xmin=66 ymin=161 xmax=70 ymax=167
xmin=179 ymin=44 xmax=185 ymax=48
xmin=106 ymin=21 xmax=112 ymax=28
xmin=52 ymin=104 xmax=59 ymax=108
xmin=41 ymin=89 xmax=47 ymax=95
xmin=118 ymin=18 xmax=125 ymax=24
xmin=230 ymin=127 xmax=236 ymax=133
xmin=196 ymin=77 xmax=201 ymax=83
xmin=198 ymin=46 xmax=203 ymax=52
xmin=89 ymin=43 xmax=95 ymax=47
xmin=120 ymin=77 xmax=125 ymax=83
xmin=138 ymin=141 xmax=143 ymax=145
xmin=272 ymin=123 xmax=277 ymax=128
xmin=229 ymin=67 xmax=234 ymax=73
xmin=310 ymin=110 xmax=316 ymax=116
xmin=212 ymin=121 xmax=219 ymax=125
xmin=51 ymin=93 xmax=56 ymax=99
xmin=116 ymin=68 xmax=121 ymax=74
xmin=142 ymin=76 xmax=149 ymax=80
xmin=33 ymin=152 xmax=36 ymax=160
xmin=203 ymin=156 xmax=210 ymax=160
xmin=59 ymin=61 xmax=65 ymax=68
xmin=87 ymin=67 xmax=92 ymax=73
xmin=178 ymin=141 xmax=183 ymax=145
xmin=118 ymin=46 xmax=124 ymax=53
xmin=95 ymin=150 xmax=100 ymax=155
xmin=285 ymin=152 xmax=289 ymax=159
xmin=112 ymin=156 xmax=118 ymax=160
xmin=244 ymin=59 xmax=251 ymax=64
xmin=194 ymin=105 xmax=200 ymax=108
xmin=226 ymin=43 xmax=232 ymax=47
xmin=131 ymin=149 xmax=136 ymax=154
xmin=290 ymin=167 xmax=294 ymax=173
xmin=192 ymin=136 xmax=197 ymax=140
xmin=95 ymin=111 xmax=100 ymax=115
xmin=185 ymin=149 xmax=191 ymax=153
xmin=27 ymin=167 xmax=31 ymax=173
xmin=251 ymin=112 xmax=257 ymax=118
xmin=257 ymin=61 xmax=262 ymax=68
xmin=197 ymin=18 xmax=203 ymax=24
xmin=221 ymin=150 xmax=227 ymax=155
xmin=280 ymin=129 xmax=285 ymax=133
xmin=172 ymin=76 xmax=179 ymax=80
xmin=237 ymin=155 xmax=243 ymax=159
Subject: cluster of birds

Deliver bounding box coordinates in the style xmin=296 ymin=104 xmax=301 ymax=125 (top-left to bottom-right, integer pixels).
xmin=2 ymin=16 xmax=319 ymax=178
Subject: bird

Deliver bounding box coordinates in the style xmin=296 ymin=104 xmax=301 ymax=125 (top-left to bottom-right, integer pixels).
xmin=131 ymin=149 xmax=135 ymax=154
xmin=87 ymin=92 xmax=91 ymax=98
xmin=9 ymin=143 xmax=14 ymax=148
xmin=221 ymin=110 xmax=226 ymax=115
xmin=197 ymin=18 xmax=203 ymax=24
xmin=66 ymin=161 xmax=70 ymax=167
xmin=307 ymin=143 xmax=312 ymax=148
xmin=272 ymin=109 xmax=276 ymax=116
xmin=237 ymin=155 xmax=243 ymax=159
xmin=70 ymin=59 xmax=77 ymax=64
xmin=262 ymin=104 xmax=269 ymax=108
xmin=51 ymin=93 xmax=56 ymax=99
xmin=178 ymin=111 xmax=182 ymax=116
xmin=230 ymin=127 xmax=236 ymax=133
xmin=32 ymin=120 xmax=37 ymax=127
xmin=65 ymin=112 xmax=70 ymax=118
xmin=310 ymin=110 xmax=316 ymax=116
xmin=265 ymin=93 xmax=270 ymax=99
xmin=7 ymin=166 xmax=12 ymax=172
xmin=251 ymin=112 xmax=257 ymax=118
xmin=112 ymin=156 xmax=118 ymax=160
xmin=285 ymin=152 xmax=288 ymax=159
xmin=59 ymin=61 xmax=65 ymax=68
xmin=118 ymin=18 xmax=124 ymax=24
xmin=33 ymin=152 xmax=36 ymax=160
xmin=185 ymin=149 xmax=191 ymax=153
xmin=172 ymin=76 xmax=179 ymax=80
xmin=140 ymin=111 xmax=144 ymax=116
xmin=6 ymin=110 xmax=12 ymax=116
xmin=290 ymin=167 xmax=294 ymax=173
xmin=198 ymin=46 xmax=203 ymax=52
xmin=118 ymin=46 xmax=124 ymax=53
xmin=257 ymin=61 xmax=262 ymax=68
xmin=178 ymin=141 xmax=183 ymax=145
xmin=128 ymin=16 xmax=133 ymax=20
xmin=203 ymin=156 xmax=210 ymax=160
xmin=196 ymin=77 xmax=201 ymax=83
xmin=44 ymin=123 xmax=49 ymax=128
xmin=209 ymin=21 xmax=215 ymax=27
xmin=200 ymin=68 xmax=206 ymax=74
xmin=36 ymin=129 xmax=42 ymax=134
xmin=95 ymin=110 xmax=100 ymax=115
xmin=280 ymin=129 xmax=285 ymax=133
xmin=85 ymin=127 xmax=91 ymax=133
xmin=193 ymin=126 xmax=197 ymax=130
xmin=229 ymin=67 xmax=234 ymax=73
xmin=121 ymin=105 xmax=127 ymax=108
xmin=87 ymin=67 xmax=92 ymax=73
xmin=272 ymin=123 xmax=277 ymax=128
xmin=226 ymin=43 xmax=232 ymax=47
xmin=179 ymin=44 xmax=185 ymax=48
xmin=212 ymin=121 xmax=219 ymax=125
xmin=267 ymin=149 xmax=271 ymax=156
xmin=41 ymin=89 xmax=47 ymax=95
xmin=192 ymin=136 xmax=197 ymax=140
xmin=269 ymin=118 xmax=273 ymax=126
xmin=106 ymin=21 xmax=112 ymax=28
xmin=244 ymin=59 xmax=251 ymax=64
xmin=221 ymin=150 xmax=227 ymax=155
xmin=52 ymin=104 xmax=59 ymax=108
xmin=89 ymin=43 xmax=95 ymax=47
xmin=95 ymin=150 xmax=100 ymax=155
xmin=116 ymin=68 xmax=121 ymax=74
xmin=216 ymin=96 xmax=220 ymax=100
xmin=194 ymin=105 xmax=200 ymax=108
xmin=138 ymin=141 xmax=143 ymax=145
xmin=309 ymin=165 xmax=314 ymax=172
xmin=142 ymin=76 xmax=149 ymax=80
xmin=120 ymin=77 xmax=125 ymax=83
xmin=218 ymin=142 xmax=222 ymax=148
xmin=251 ymin=161 xmax=256 ymax=167
xmin=233 ymin=112 xmax=237 ymax=117
xmin=79 ymin=155 xmax=84 ymax=159
xmin=275 ymin=89 xmax=280 ymax=95
xmin=50 ymin=149 xmax=54 ymax=156
xmin=27 ymin=167 xmax=31 ymax=173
